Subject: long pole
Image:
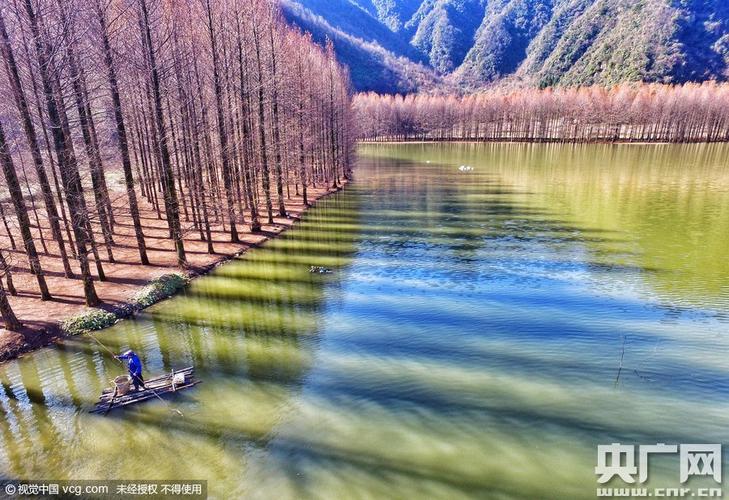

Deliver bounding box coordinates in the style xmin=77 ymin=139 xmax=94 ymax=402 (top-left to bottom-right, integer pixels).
xmin=89 ymin=333 xmax=184 ymax=417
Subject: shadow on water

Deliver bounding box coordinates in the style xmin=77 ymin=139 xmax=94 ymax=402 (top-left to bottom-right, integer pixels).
xmin=0 ymin=187 xmax=364 ymax=477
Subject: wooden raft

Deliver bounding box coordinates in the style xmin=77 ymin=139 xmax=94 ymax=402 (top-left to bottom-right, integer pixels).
xmin=90 ymin=367 xmax=200 ymax=414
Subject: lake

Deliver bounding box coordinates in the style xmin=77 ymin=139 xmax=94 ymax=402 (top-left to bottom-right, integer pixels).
xmin=1 ymin=143 xmax=728 ymax=498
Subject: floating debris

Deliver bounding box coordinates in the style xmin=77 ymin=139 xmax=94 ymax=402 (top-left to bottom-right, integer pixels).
xmin=309 ymin=266 xmax=333 ymax=274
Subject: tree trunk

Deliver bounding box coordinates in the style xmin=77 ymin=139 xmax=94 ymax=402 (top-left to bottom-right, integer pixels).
xmin=0 ymin=249 xmax=17 ymax=296
xmin=206 ymin=0 xmax=240 ymax=242
xmin=95 ymin=0 xmax=149 ymax=265
xmin=0 ymin=202 xmax=16 ymax=250
xmin=138 ymin=0 xmax=186 ymax=267
xmin=253 ymin=23 xmax=274 ymax=225
xmin=0 ymin=10 xmax=72 ymax=278
xmin=23 ymin=0 xmax=99 ymax=306
xmin=67 ymin=49 xmax=116 ymax=263
xmin=235 ymin=15 xmax=261 ymax=232
xmin=0 ymin=277 xmax=21 ymax=331
xmin=0 ymin=119 xmax=52 ymax=300
xmin=269 ymin=27 xmax=286 ymax=217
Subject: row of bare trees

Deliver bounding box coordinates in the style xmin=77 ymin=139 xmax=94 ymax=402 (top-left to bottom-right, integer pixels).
xmin=0 ymin=0 xmax=353 ymax=330
xmin=354 ymin=83 xmax=729 ymax=143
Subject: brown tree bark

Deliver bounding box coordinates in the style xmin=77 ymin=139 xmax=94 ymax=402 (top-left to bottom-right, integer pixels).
xmin=234 ymin=13 xmax=261 ymax=232
xmin=205 ymin=0 xmax=240 ymax=242
xmin=252 ymin=20 xmax=274 ymax=225
xmin=0 ymin=276 xmax=21 ymax=331
xmin=0 ymin=250 xmax=16 ymax=296
xmin=0 ymin=10 xmax=72 ymax=278
xmin=23 ymin=0 xmax=99 ymax=306
xmin=0 ymin=202 xmax=16 ymax=250
xmin=269 ymin=26 xmax=287 ymax=217
xmin=67 ymin=48 xmax=116 ymax=264
xmin=94 ymin=0 xmax=149 ymax=265
xmin=0 ymin=119 xmax=51 ymax=300
xmin=138 ymin=0 xmax=186 ymax=267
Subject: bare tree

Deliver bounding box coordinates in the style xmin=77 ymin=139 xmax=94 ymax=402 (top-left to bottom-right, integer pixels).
xmin=0 ymin=119 xmax=51 ymax=300
xmin=0 ymin=8 xmax=72 ymax=277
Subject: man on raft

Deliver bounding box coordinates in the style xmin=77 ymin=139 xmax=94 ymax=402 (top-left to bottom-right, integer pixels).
xmin=116 ymin=350 xmax=146 ymax=392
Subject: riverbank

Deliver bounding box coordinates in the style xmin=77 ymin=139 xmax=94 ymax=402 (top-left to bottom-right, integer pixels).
xmin=0 ymin=183 xmax=345 ymax=363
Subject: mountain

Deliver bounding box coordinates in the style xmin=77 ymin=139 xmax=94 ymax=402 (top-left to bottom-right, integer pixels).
xmin=282 ymin=0 xmax=729 ymax=92
xmin=281 ymin=0 xmax=436 ymax=93
xmin=406 ymin=0 xmax=486 ymax=73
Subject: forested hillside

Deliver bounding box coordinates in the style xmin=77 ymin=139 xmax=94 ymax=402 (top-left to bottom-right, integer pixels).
xmin=284 ymin=0 xmax=729 ymax=92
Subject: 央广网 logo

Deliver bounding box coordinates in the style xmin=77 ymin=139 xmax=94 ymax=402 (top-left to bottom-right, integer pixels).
xmin=595 ymin=443 xmax=722 ymax=484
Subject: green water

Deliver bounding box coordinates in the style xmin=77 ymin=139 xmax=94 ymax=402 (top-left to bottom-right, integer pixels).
xmin=1 ymin=143 xmax=728 ymax=499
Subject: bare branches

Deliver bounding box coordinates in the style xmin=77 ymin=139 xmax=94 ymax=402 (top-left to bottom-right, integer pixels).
xmin=0 ymin=0 xmax=354 ymax=330
xmin=354 ymin=83 xmax=729 ymax=143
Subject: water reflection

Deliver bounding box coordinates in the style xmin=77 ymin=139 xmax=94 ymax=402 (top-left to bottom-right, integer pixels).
xmin=369 ymin=142 xmax=729 ymax=309
xmin=0 ymin=189 xmax=361 ymax=485
xmin=0 ymin=144 xmax=727 ymax=499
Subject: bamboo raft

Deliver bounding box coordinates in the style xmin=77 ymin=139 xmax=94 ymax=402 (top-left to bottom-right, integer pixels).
xmin=91 ymin=367 xmax=200 ymax=414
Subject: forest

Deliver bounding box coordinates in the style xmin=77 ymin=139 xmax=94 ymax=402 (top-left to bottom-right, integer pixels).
xmin=285 ymin=0 xmax=729 ymax=93
xmin=354 ymin=83 xmax=729 ymax=143
xmin=0 ymin=0 xmax=353 ymax=331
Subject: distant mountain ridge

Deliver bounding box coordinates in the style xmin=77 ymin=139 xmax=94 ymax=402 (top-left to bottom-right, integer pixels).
xmin=282 ymin=0 xmax=729 ymax=93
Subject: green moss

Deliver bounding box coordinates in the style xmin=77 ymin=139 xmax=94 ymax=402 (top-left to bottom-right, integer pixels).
xmin=59 ymin=274 xmax=189 ymax=337
xmin=132 ymin=273 xmax=190 ymax=309
xmin=61 ymin=309 xmax=118 ymax=336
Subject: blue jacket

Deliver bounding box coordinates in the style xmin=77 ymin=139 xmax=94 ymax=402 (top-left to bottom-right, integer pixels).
xmin=118 ymin=352 xmax=143 ymax=377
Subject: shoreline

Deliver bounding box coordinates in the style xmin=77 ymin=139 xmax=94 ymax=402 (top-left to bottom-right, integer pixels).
xmin=0 ymin=183 xmax=346 ymax=364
